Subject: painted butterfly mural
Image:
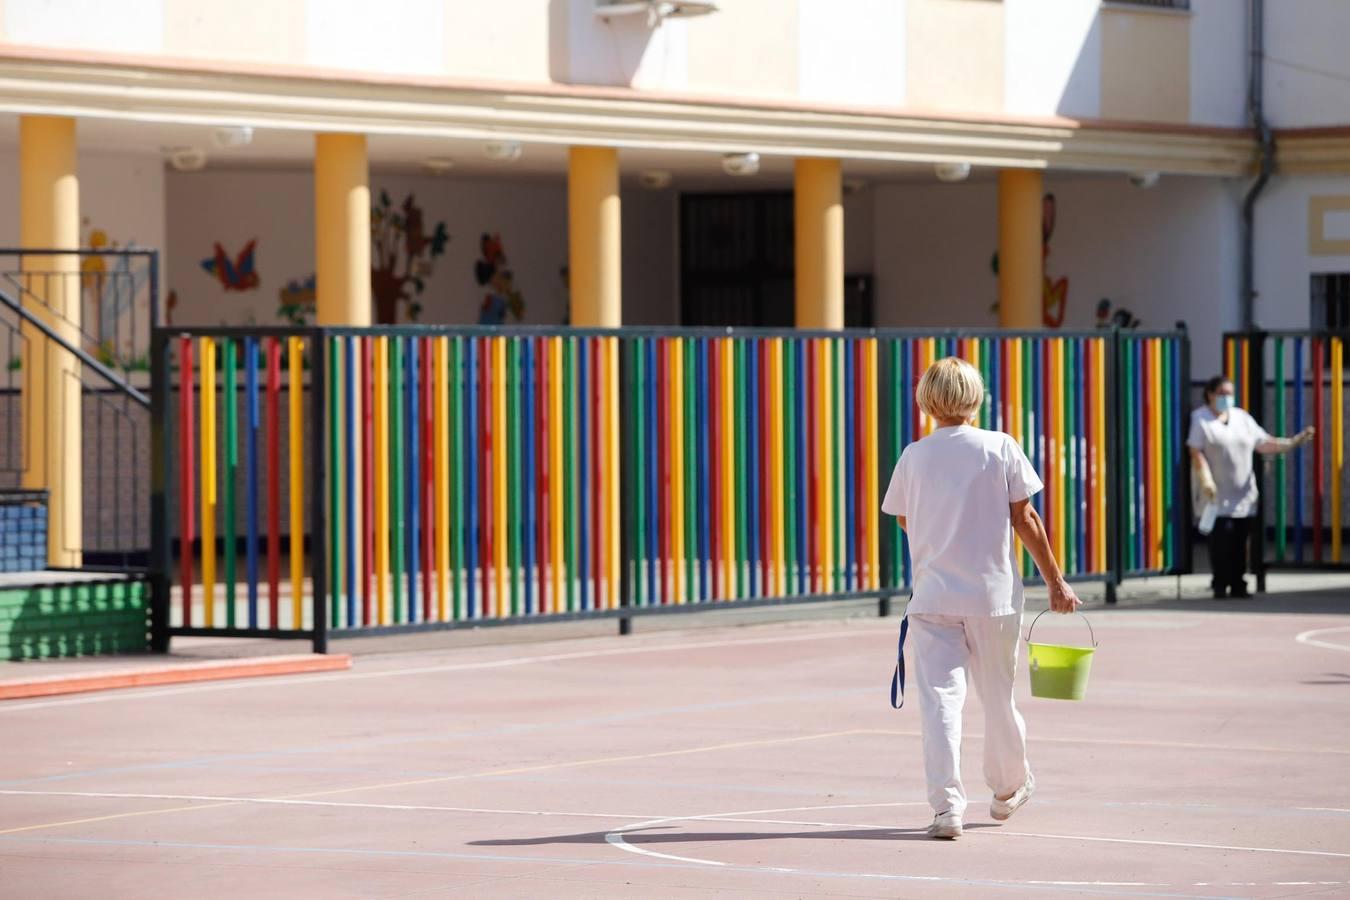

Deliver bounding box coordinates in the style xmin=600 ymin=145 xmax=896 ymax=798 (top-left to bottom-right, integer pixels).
xmin=200 ymin=240 xmax=260 ymax=292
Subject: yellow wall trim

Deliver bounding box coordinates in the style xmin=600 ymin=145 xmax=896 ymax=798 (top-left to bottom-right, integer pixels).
xmin=1308 ymin=196 xmax=1350 ymax=257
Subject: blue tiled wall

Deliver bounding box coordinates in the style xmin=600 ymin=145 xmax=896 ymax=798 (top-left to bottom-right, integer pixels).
xmin=0 ymin=494 xmax=47 ymax=573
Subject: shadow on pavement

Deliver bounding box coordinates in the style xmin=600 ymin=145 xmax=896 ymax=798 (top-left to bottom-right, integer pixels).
xmin=470 ymin=823 xmax=1000 ymax=848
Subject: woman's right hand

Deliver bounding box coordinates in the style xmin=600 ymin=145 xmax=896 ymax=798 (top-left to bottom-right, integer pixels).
xmin=1049 ymin=578 xmax=1081 ymax=614
xmin=1198 ymin=467 xmax=1218 ymax=500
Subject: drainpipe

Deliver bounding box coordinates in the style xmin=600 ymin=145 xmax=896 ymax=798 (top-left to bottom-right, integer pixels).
xmin=1240 ymin=0 xmax=1274 ymax=332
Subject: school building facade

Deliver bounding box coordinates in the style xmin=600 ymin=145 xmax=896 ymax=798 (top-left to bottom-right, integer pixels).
xmin=1 ymin=0 xmax=1348 ymax=579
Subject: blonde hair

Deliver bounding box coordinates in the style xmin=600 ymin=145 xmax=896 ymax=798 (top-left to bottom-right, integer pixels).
xmin=916 ymin=356 xmax=985 ymax=421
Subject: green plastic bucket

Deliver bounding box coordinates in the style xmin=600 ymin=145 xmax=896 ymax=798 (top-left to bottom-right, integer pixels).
xmin=1025 ymin=610 xmax=1097 ymax=701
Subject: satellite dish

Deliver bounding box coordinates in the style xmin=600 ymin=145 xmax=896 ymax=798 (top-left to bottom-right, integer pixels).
xmin=595 ymin=1 xmax=718 ymax=22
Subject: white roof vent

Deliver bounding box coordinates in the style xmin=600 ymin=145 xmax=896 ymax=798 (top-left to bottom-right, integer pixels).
xmin=596 ymin=1 xmax=718 ymax=23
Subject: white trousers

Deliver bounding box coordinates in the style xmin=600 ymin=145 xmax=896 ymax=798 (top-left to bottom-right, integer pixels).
xmin=909 ymin=612 xmax=1031 ymax=816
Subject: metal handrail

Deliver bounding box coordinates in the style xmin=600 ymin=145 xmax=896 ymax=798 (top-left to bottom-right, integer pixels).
xmin=0 ymin=285 xmax=149 ymax=408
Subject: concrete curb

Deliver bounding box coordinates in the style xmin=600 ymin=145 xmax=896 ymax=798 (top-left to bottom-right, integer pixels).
xmin=0 ymin=654 xmax=352 ymax=700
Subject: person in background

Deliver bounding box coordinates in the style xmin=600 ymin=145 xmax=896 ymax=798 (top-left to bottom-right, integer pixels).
xmin=1188 ymin=375 xmax=1314 ymax=599
xmin=881 ymin=357 xmax=1079 ymax=840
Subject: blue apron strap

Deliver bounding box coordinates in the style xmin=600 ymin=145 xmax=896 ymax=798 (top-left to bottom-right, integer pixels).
xmin=890 ymin=615 xmax=909 ymax=709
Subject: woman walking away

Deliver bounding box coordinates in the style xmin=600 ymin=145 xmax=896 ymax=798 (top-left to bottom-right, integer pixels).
xmin=881 ymin=357 xmax=1080 ymax=840
xmin=1188 ymin=375 xmax=1313 ymax=599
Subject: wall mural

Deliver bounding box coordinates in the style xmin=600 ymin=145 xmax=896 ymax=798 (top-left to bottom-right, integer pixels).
xmin=201 ymin=239 xmax=261 ymax=292
xmin=80 ymin=220 xmax=151 ymax=370
xmin=989 ymin=193 xmax=1069 ymax=328
xmin=475 ymin=233 xmax=526 ymax=325
xmin=372 ymin=191 xmax=450 ymax=324
xmin=277 ymin=274 xmax=317 ymax=326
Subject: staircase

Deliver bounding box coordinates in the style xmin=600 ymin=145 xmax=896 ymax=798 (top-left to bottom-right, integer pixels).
xmin=0 ymin=250 xmax=155 ymax=660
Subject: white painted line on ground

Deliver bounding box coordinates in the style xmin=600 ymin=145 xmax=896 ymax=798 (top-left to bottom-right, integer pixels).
xmin=1295 ymin=625 xmax=1350 ymax=652
xmin=0 ymin=834 xmax=1254 ymax=899
xmin=0 ymin=626 xmax=892 ymax=713
xmin=603 ymin=801 xmax=1350 ymax=873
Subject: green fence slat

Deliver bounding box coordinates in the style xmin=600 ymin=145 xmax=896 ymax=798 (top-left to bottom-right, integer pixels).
xmin=684 ymin=337 xmax=697 ymax=602
xmin=508 ymin=339 xmax=520 ymax=616
xmin=329 ymin=336 xmax=342 ymax=624
xmin=784 ymin=339 xmax=798 ymax=592
xmin=565 ymin=337 xmax=577 ymax=612
xmin=634 ymin=341 xmax=645 ymax=609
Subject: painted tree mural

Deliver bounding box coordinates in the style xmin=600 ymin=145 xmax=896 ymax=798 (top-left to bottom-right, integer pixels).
xmin=371 ymin=191 xmax=450 ymax=324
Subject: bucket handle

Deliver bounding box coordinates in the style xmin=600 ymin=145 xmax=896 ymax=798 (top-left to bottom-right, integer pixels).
xmin=1025 ymin=609 xmax=1098 ymax=648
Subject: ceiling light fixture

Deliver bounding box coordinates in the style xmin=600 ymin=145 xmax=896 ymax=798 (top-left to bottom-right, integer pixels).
xmin=639 ymin=170 xmax=673 ymax=190
xmin=934 ymin=162 xmax=972 ymax=183
xmin=484 ymin=140 xmax=523 ymax=162
xmin=164 ymin=146 xmax=207 ymax=172
xmin=423 ymin=158 xmax=455 ymax=175
xmin=213 ymin=126 xmax=254 ymax=148
xmin=721 ymin=152 xmax=760 ymax=177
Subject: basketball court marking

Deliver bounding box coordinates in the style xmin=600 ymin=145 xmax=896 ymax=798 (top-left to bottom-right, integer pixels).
xmin=0 ymin=729 xmax=869 ymax=836
xmin=603 ymin=802 xmax=1350 ymax=870
xmin=3 ymin=794 xmax=1343 ymax=898
xmin=1295 ymin=625 xmax=1350 ymax=652
xmin=0 ymin=833 xmax=1276 ymax=899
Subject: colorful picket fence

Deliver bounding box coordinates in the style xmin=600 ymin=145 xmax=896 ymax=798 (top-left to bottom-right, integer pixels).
xmin=169 ymin=333 xmax=316 ymax=634
xmin=881 ymin=333 xmax=1187 ymax=584
xmin=320 ymin=332 xmax=621 ymax=630
xmin=627 ymin=336 xmax=882 ymax=606
xmin=154 ymin=326 xmax=1191 ymax=650
xmin=1225 ymin=331 xmax=1347 ymax=568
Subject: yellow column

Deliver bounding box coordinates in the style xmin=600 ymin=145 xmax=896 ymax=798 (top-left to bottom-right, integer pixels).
xmin=20 ymin=115 xmax=80 ymax=567
xmin=794 ymin=158 xmax=844 ymax=330
xmin=568 ymin=146 xmax=621 ymax=327
xmin=998 ymin=169 xmax=1043 ymax=329
xmin=315 ymin=134 xmax=368 ymax=605
xmin=315 ymin=133 xmax=372 ymax=326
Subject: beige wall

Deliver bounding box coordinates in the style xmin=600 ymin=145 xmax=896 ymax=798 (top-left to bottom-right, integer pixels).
xmin=164 ymin=0 xmax=305 ymax=67
xmin=906 ymin=0 xmax=1004 ymax=114
xmin=683 ymin=0 xmax=799 ymax=99
xmin=445 ymin=0 xmax=552 ymax=84
xmin=1100 ymin=5 xmax=1190 ymax=123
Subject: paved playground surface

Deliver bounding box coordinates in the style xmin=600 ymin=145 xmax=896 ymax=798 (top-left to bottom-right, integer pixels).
xmin=3 ymin=585 xmax=1349 ymax=899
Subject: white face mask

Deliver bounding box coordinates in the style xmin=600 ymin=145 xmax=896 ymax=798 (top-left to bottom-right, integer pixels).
xmin=1214 ymin=395 xmax=1234 ymax=414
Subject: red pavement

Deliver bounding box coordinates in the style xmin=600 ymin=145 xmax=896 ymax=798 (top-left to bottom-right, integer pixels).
xmin=2 ymin=596 xmax=1349 ymax=898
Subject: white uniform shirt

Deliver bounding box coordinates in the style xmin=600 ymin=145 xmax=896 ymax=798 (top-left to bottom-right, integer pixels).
xmin=881 ymin=425 xmax=1044 ymax=617
xmin=1186 ymin=406 xmax=1268 ymax=519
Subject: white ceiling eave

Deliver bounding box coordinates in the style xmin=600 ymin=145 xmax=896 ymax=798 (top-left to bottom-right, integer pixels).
xmin=0 ymin=55 xmax=1257 ymax=176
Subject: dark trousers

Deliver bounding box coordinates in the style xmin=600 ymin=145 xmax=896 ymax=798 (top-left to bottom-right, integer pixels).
xmin=1209 ymin=516 xmax=1252 ymax=594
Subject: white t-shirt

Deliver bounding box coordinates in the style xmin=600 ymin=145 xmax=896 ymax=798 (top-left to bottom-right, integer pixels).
xmin=881 ymin=425 xmax=1044 ymax=617
xmin=1186 ymin=406 xmax=1268 ymax=519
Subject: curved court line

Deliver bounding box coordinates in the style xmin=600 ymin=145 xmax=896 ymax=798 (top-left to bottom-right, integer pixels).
xmin=0 ymin=626 xmax=894 ymax=713
xmin=1295 ymin=625 xmax=1350 ymax=652
xmin=0 ymin=834 xmax=1255 ymax=900
xmin=3 ymin=792 xmax=1340 ymax=896
xmin=603 ymin=800 xmax=1350 ymax=879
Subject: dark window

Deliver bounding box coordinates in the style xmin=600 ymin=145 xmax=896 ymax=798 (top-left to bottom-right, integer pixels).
xmin=679 ymin=192 xmax=874 ymax=328
xmin=681 ymin=192 xmax=794 ymax=327
xmin=1311 ymin=272 xmax=1350 ymax=331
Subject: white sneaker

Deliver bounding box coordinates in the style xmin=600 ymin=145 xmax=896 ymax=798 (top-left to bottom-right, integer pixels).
xmin=990 ymin=773 xmax=1035 ymax=821
xmin=926 ymin=810 xmax=963 ymax=839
